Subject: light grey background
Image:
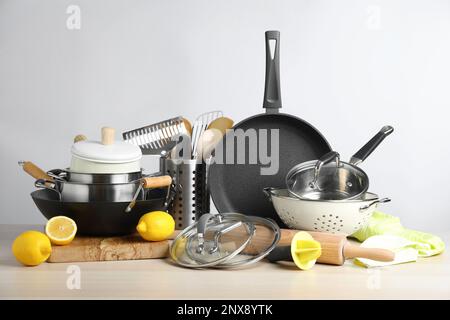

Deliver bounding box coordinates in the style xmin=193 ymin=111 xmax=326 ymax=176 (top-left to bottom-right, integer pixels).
xmin=1 ymin=0 xmax=449 ymax=230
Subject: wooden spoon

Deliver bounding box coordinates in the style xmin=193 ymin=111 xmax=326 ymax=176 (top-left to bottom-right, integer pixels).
xmin=207 ymin=117 xmax=234 ymax=136
xmin=195 ymin=128 xmax=223 ymax=160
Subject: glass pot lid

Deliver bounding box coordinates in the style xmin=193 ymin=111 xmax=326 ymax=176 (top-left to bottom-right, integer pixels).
xmin=170 ymin=213 xmax=281 ymax=268
xmin=216 ymin=213 xmax=281 ymax=268
xmin=170 ymin=213 xmax=255 ymax=268
xmin=286 ymin=151 xmax=368 ymax=201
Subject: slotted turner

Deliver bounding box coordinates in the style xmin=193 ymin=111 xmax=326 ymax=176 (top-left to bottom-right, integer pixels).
xmin=191 ymin=111 xmax=223 ymax=158
xmin=122 ymin=117 xmax=190 ymax=155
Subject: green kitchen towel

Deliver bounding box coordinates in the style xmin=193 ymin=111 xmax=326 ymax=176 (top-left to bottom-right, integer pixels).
xmin=355 ymin=235 xmax=419 ymax=267
xmin=351 ymin=211 xmax=445 ymax=257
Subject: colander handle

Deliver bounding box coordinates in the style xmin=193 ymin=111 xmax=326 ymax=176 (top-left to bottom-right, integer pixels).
xmin=359 ymin=198 xmax=391 ymax=212
xmin=263 ymin=187 xmax=275 ymax=201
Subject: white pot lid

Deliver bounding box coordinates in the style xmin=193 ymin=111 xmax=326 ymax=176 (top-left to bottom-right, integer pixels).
xmin=71 ymin=140 xmax=142 ymax=164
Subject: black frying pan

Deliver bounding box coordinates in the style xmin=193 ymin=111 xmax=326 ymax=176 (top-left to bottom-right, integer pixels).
xmin=31 ymin=188 xmax=168 ymax=236
xmin=208 ymin=31 xmax=331 ymax=226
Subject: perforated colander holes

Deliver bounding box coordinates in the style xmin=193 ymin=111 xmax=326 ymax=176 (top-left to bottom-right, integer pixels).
xmin=280 ymin=209 xmax=294 ymax=225
xmin=314 ymin=214 xmax=344 ymax=232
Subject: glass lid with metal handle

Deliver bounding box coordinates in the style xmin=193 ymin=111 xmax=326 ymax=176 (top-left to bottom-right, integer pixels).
xmin=169 ymin=212 xmax=281 ymax=268
xmin=286 ymin=126 xmax=393 ymax=201
xmin=169 ymin=213 xmax=255 ymax=268
xmin=215 ymin=213 xmax=281 ymax=268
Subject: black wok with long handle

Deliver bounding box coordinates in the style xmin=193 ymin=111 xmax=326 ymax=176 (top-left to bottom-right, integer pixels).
xmin=208 ymin=31 xmax=331 ymax=226
xmin=31 ymin=189 xmax=169 ymax=236
xmin=22 ymin=162 xmax=175 ymax=235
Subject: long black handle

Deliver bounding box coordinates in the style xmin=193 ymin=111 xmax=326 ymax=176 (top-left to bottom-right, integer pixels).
xmin=350 ymin=125 xmax=394 ymax=165
xmin=263 ymin=31 xmax=282 ymax=111
xmin=266 ymin=246 xmax=292 ymax=262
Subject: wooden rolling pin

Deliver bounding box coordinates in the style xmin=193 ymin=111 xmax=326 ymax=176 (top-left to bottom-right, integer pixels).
xmin=228 ymin=227 xmax=395 ymax=266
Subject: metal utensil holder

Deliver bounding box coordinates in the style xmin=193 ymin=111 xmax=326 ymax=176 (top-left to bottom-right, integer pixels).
xmin=165 ymin=159 xmax=210 ymax=230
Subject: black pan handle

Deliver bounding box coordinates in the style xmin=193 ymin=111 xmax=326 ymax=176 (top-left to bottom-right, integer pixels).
xmin=263 ymin=30 xmax=282 ymax=112
xmin=266 ymin=246 xmax=292 ymax=262
xmin=350 ymin=125 xmax=394 ymax=165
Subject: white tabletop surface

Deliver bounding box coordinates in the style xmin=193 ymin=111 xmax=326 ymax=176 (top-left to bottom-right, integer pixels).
xmin=0 ymin=224 xmax=449 ymax=300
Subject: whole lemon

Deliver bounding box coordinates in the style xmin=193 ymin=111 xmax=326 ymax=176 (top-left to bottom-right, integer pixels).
xmin=12 ymin=231 xmax=52 ymax=266
xmin=137 ymin=211 xmax=175 ymax=241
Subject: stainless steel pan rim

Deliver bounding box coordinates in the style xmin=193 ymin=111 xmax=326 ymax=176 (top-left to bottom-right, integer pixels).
xmin=34 ymin=173 xmax=174 ymax=205
xmin=47 ymin=168 xmax=144 ymax=184
xmin=35 ymin=178 xmax=148 ymax=203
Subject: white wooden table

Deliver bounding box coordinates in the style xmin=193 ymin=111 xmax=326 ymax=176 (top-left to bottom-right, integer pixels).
xmin=0 ymin=224 xmax=449 ymax=299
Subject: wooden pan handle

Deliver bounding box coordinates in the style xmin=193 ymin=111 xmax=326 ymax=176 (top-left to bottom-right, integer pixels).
xmin=101 ymin=127 xmax=115 ymax=145
xmin=142 ymin=176 xmax=172 ymax=189
xmin=343 ymin=244 xmax=395 ymax=262
xmin=19 ymin=161 xmax=53 ymax=181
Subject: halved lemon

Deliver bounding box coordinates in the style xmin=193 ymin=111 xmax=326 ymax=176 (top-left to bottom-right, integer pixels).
xmin=45 ymin=216 xmax=77 ymax=245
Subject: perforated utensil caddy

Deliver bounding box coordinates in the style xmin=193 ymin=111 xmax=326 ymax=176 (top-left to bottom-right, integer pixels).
xmin=165 ymin=159 xmax=210 ymax=229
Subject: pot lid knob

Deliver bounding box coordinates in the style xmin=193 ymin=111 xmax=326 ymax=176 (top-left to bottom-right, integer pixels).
xmin=102 ymin=127 xmax=115 ymax=145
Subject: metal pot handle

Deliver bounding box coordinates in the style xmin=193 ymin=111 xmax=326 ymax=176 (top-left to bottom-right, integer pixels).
xmin=196 ymin=213 xmax=246 ymax=255
xmin=34 ymin=179 xmax=62 ymax=200
xmin=263 ymin=187 xmax=275 ymax=201
xmin=46 ymin=169 xmax=68 ymax=181
xmin=125 ymin=175 xmax=173 ymax=213
xmin=310 ymin=151 xmax=340 ymax=188
xmin=350 ymin=125 xmax=394 ymax=166
xmin=195 ymin=213 xmax=216 ymax=253
xmin=359 ymin=198 xmax=391 ymax=212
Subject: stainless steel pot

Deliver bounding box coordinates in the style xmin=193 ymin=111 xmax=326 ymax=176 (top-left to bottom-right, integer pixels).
xmin=286 ymin=126 xmax=393 ymax=200
xmin=34 ymin=175 xmax=172 ymax=203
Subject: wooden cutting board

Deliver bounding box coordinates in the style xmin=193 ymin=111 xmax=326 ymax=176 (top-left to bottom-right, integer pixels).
xmin=48 ymin=233 xmax=177 ymax=263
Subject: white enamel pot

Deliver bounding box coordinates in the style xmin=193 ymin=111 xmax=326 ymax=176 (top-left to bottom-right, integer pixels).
xmin=264 ymin=188 xmax=390 ymax=236
xmin=70 ymin=127 xmax=142 ymax=174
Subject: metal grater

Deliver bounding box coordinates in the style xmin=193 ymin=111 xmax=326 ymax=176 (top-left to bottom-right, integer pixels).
xmin=122 ymin=116 xmax=188 ymax=155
